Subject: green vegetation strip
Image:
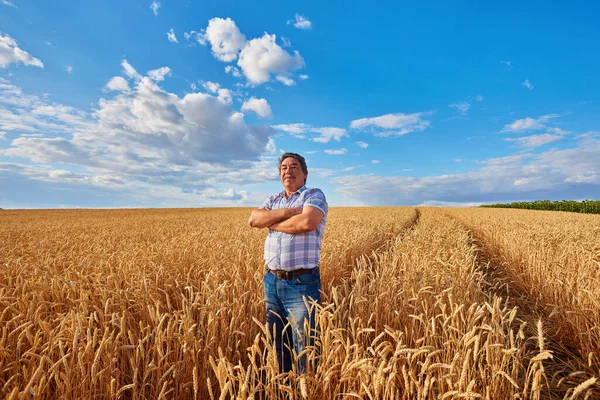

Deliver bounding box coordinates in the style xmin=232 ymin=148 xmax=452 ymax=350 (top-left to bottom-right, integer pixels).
xmin=480 ymin=200 xmax=600 ymax=214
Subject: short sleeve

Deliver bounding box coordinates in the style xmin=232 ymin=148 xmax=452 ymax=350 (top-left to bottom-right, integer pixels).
xmin=259 ymin=195 xmax=275 ymax=210
xmin=304 ymin=189 xmax=328 ymax=216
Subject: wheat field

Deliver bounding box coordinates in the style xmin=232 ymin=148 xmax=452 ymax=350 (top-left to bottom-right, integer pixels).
xmin=1 ymin=207 xmax=599 ymax=399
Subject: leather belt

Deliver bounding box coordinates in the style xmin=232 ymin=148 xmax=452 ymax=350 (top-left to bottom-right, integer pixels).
xmin=268 ymin=267 xmax=317 ymax=280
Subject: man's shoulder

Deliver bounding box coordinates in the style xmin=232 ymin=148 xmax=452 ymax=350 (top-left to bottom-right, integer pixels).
xmin=303 ymin=187 xmax=326 ymax=198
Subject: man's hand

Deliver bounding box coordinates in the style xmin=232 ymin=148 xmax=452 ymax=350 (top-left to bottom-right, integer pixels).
xmin=248 ymin=207 xmax=302 ymax=228
xmin=268 ymin=206 xmax=324 ymax=234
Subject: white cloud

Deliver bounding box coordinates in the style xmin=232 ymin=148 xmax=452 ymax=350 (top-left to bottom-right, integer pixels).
xmin=184 ymin=31 xmax=205 ymax=45
xmin=0 ymin=63 xmax=279 ymax=197
xmin=167 ymin=28 xmax=178 ymax=43
xmin=150 ymin=1 xmax=160 ymax=16
xmin=324 ymin=148 xmax=347 ymax=155
xmin=217 ymin=88 xmax=233 ymax=105
xmin=201 ymin=80 xmax=220 ymax=93
xmin=0 ymin=131 xmax=6 ymax=140
xmin=500 ymin=60 xmax=512 ymax=68
xmin=1 ymin=0 xmax=17 ymax=8
xmin=371 ymin=160 xmax=380 ymax=164
xmin=475 ymin=95 xmax=483 ymax=101
xmin=201 ymin=17 xmax=246 ymax=62
xmin=195 ymin=18 xmax=306 ymax=86
xmin=271 ymin=123 xmax=347 ymax=143
xmin=66 ymin=66 xmax=73 ymax=74
xmin=105 ymin=76 xmax=130 ymax=92
xmin=312 ymin=127 xmax=347 ymax=143
xmin=238 ymin=33 xmax=305 ymax=86
xmin=350 ymin=111 xmax=431 ymax=137
xmin=147 ymin=66 xmax=171 ymax=81
xmin=266 ymin=138 xmax=276 ymax=154
xmin=0 ymin=33 xmax=44 ymax=68
xmin=190 ymin=82 xmax=197 ymax=91
xmin=241 ymin=97 xmax=273 ymax=119
xmin=44 ymin=41 xmax=51 ymax=46
xmin=288 ymin=14 xmax=312 ymax=30
xmin=299 ymin=74 xmax=309 ymax=80
xmin=449 ymin=102 xmax=470 ymax=116
xmin=502 ymin=114 xmax=560 ymax=132
xmin=504 ymin=133 xmax=565 ymax=148
xmin=271 ymin=123 xmax=310 ymax=138
xmin=121 ymin=60 xmax=140 ymax=80
xmin=355 ymin=141 xmax=368 ymax=149
xmin=225 ymin=65 xmax=241 ymax=78
xmin=331 ymin=137 xmax=600 ymax=205
xmin=275 ymin=75 xmax=296 ymax=86
xmin=201 ymin=188 xmax=245 ymax=201
xmin=454 ymin=158 xmax=464 ymax=162
xmin=281 ymin=37 xmax=292 ymax=48
xmin=522 ymin=79 xmax=534 ymax=91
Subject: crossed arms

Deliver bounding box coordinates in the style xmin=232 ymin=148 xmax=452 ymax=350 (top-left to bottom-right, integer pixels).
xmin=248 ymin=206 xmax=324 ymax=234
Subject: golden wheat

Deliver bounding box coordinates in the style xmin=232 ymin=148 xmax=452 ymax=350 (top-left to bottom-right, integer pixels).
xmin=1 ymin=206 xmax=598 ymax=398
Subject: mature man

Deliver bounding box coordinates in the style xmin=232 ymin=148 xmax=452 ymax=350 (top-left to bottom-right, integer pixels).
xmin=248 ymin=152 xmax=327 ymax=374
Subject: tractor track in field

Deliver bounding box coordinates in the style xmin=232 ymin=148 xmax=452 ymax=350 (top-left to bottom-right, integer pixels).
xmin=452 ymin=215 xmax=599 ymax=398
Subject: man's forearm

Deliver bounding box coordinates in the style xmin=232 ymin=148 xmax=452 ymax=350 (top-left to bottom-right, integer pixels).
xmin=268 ymin=214 xmax=313 ymax=234
xmin=248 ymin=208 xmax=300 ymax=228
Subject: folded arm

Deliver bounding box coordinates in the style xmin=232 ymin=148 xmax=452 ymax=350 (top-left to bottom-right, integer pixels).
xmin=268 ymin=205 xmax=324 ymax=234
xmin=248 ymin=207 xmax=303 ymax=228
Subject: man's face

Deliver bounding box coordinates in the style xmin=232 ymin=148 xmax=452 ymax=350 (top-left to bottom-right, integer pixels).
xmin=280 ymin=157 xmax=307 ymax=192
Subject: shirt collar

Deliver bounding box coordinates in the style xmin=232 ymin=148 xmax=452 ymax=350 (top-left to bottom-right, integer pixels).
xmin=279 ymin=185 xmax=307 ymax=198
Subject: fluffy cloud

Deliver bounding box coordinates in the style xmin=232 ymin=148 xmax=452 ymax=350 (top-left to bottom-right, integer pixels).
xmin=271 ymin=123 xmax=309 ymax=138
xmin=147 ymin=66 xmax=171 ymax=81
xmin=167 ymin=28 xmax=178 ymax=43
xmin=201 ymin=188 xmax=247 ymax=201
xmin=522 ymin=79 xmax=534 ymax=91
xmin=241 ymin=97 xmax=273 ymax=119
xmin=475 ymin=95 xmax=483 ymax=101
xmin=502 ymin=114 xmax=560 ymax=132
xmin=299 ymin=74 xmax=309 ymax=80
xmin=105 ymin=76 xmax=130 ymax=92
xmin=350 ymin=111 xmax=431 ymax=137
xmin=195 ymin=18 xmax=306 ymax=86
xmin=1 ymin=0 xmax=17 ymax=8
xmin=324 ymin=148 xmax=347 ymax=155
xmin=288 ymin=14 xmax=312 ymax=30
xmin=449 ymin=102 xmax=470 ymax=116
xmin=332 ymin=137 xmax=600 ymax=205
xmin=0 ymin=63 xmax=279 ymax=199
xmin=0 ymin=131 xmax=6 ymax=140
xmin=200 ymin=17 xmax=246 ymax=62
xmin=272 ymin=123 xmax=347 ymax=143
xmin=356 ymin=141 xmax=368 ymax=148
xmin=225 ymin=65 xmax=241 ymax=78
xmin=150 ymin=1 xmax=160 ymax=16
xmin=504 ymin=133 xmax=566 ymax=148
xmin=238 ymin=33 xmax=305 ymax=86
xmin=66 ymin=66 xmax=73 ymax=74
xmin=275 ymin=75 xmax=296 ymax=86
xmin=0 ymin=33 xmax=44 ymax=69
xmin=312 ymin=127 xmax=347 ymax=143
xmin=121 ymin=60 xmax=140 ymax=79
xmin=371 ymin=160 xmax=380 ymax=164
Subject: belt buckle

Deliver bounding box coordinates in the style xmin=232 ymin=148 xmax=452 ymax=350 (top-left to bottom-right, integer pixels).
xmin=282 ymin=270 xmax=292 ymax=279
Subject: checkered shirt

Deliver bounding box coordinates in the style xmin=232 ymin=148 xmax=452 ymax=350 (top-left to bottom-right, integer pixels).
xmin=260 ymin=186 xmax=328 ymax=271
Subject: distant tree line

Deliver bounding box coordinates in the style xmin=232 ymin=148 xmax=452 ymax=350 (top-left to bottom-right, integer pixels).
xmin=480 ymin=200 xmax=600 ymax=214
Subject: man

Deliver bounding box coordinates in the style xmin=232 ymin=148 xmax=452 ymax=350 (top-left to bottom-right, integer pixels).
xmin=248 ymin=152 xmax=327 ymax=374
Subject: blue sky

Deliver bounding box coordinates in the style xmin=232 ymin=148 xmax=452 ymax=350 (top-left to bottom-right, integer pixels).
xmin=0 ymin=0 xmax=599 ymax=208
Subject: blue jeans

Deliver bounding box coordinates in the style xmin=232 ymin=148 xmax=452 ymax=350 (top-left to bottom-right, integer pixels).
xmin=263 ymin=268 xmax=321 ymax=374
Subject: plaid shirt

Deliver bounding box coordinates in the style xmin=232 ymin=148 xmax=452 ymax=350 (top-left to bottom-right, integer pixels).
xmin=260 ymin=186 xmax=328 ymax=271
